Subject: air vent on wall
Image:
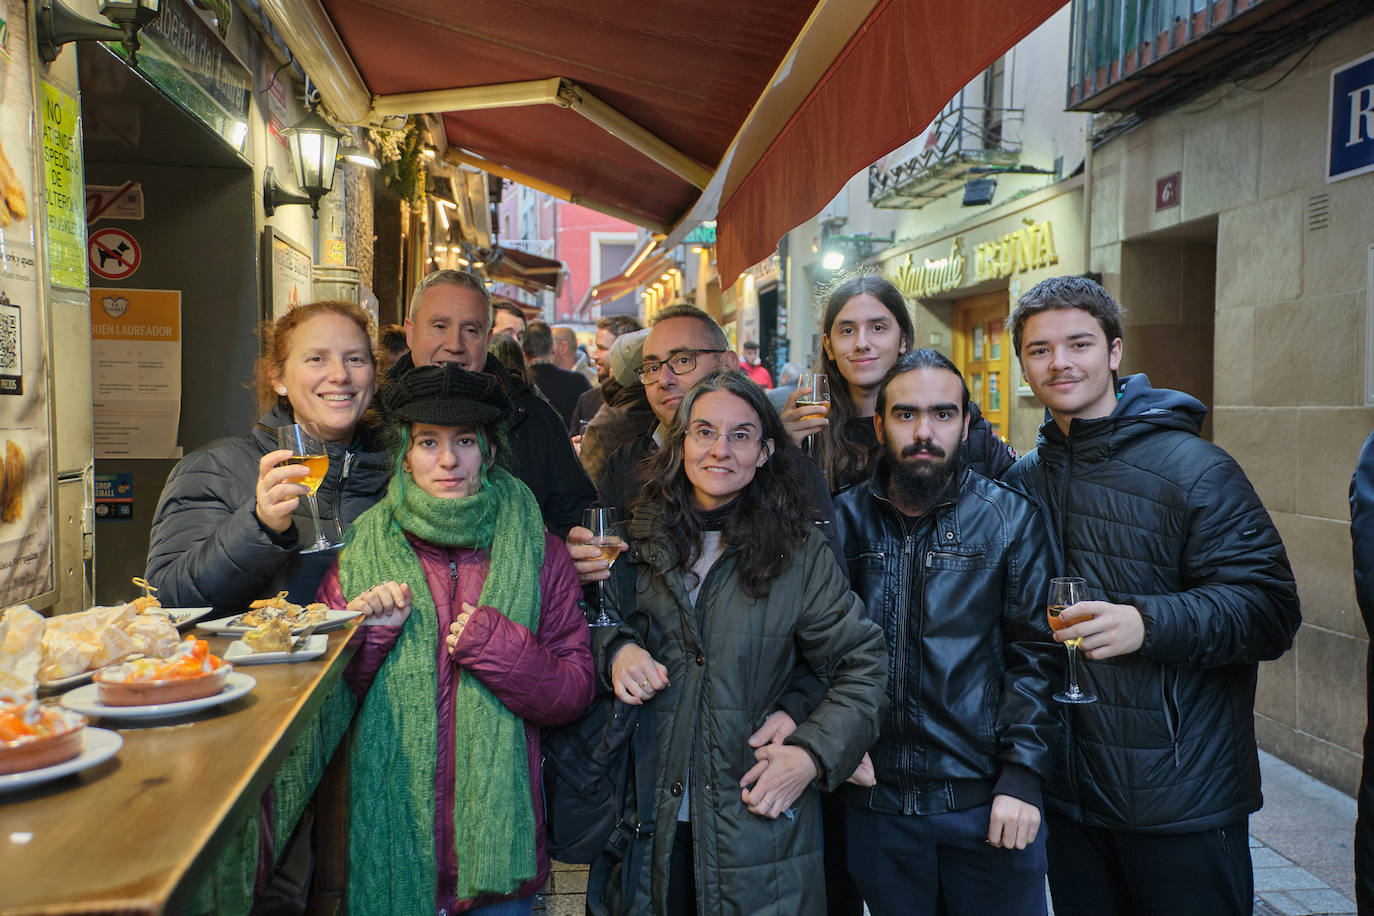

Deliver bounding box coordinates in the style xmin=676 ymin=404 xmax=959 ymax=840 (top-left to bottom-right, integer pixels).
xmin=1307 ymin=193 xmax=1331 ymax=231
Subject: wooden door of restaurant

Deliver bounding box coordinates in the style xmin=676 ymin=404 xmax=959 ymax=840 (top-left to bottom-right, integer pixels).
xmin=953 ymin=291 xmax=1012 ymax=441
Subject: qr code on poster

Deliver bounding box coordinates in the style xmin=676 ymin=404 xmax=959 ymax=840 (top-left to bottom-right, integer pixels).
xmin=0 ymin=304 xmax=18 ymax=373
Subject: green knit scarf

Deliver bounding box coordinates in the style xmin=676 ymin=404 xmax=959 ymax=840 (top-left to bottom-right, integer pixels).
xmin=338 ymin=466 xmax=544 ymax=910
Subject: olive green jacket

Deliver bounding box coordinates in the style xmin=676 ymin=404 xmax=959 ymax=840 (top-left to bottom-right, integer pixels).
xmin=595 ymin=515 xmax=887 ymax=916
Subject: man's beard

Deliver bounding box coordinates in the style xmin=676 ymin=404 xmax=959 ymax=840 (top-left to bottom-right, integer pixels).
xmin=887 ymin=439 xmax=964 ymax=513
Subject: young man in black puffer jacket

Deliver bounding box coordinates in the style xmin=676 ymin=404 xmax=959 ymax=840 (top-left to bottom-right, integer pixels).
xmin=1003 ymin=276 xmax=1301 ymax=916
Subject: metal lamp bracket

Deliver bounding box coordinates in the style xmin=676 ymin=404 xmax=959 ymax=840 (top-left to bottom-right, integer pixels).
xmin=36 ymin=0 xmax=123 ymax=64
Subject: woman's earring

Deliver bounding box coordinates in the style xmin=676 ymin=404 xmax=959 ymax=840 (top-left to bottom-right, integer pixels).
xmin=274 ymin=385 xmax=287 ymax=396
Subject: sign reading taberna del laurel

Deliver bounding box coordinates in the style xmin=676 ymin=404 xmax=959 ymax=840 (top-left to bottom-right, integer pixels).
xmin=107 ymin=0 xmax=250 ymax=156
xmin=1329 ymin=50 xmax=1374 ymax=182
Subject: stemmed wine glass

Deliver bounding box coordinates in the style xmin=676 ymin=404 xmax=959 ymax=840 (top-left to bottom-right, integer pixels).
xmin=796 ymin=372 xmax=830 ymax=455
xmin=277 ymin=424 xmax=341 ymax=554
xmin=583 ymin=507 xmax=623 ymax=627
xmin=1048 ymin=576 xmax=1096 ymax=704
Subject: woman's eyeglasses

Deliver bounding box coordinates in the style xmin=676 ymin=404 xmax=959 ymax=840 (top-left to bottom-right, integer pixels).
xmin=688 ymin=426 xmax=761 ymax=450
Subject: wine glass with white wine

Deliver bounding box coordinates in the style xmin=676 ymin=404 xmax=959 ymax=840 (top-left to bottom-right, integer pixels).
xmin=796 ymin=372 xmax=831 ymax=456
xmin=277 ymin=424 xmax=341 ymax=554
xmin=583 ymin=507 xmax=622 ymax=627
xmin=1048 ymin=576 xmax=1096 ymax=704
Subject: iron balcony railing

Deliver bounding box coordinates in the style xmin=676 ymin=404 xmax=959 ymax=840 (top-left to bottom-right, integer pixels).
xmin=868 ymin=104 xmax=1024 ymax=209
xmin=1067 ymin=0 xmax=1372 ymax=113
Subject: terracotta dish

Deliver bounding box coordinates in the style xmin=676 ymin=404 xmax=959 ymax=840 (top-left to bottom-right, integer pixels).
xmin=93 ymin=638 xmax=231 ymax=707
xmin=0 ymin=699 xmax=86 ymax=775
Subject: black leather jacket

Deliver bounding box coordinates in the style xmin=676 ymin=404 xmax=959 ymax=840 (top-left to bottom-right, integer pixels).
xmin=832 ymin=465 xmax=1060 ymax=816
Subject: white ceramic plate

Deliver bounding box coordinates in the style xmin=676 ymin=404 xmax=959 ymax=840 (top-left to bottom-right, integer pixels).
xmin=0 ymin=728 xmax=123 ymax=793
xmin=222 ymin=634 xmax=328 ymax=665
xmin=39 ymin=666 xmax=104 ymax=692
xmin=196 ymin=609 xmax=359 ymax=636
xmin=58 ymin=672 xmax=256 ymax=720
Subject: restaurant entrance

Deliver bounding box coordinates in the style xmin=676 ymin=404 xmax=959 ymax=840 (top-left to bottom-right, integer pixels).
xmin=952 ymin=290 xmax=1013 ymax=442
xmin=78 ymin=43 xmax=260 ymax=602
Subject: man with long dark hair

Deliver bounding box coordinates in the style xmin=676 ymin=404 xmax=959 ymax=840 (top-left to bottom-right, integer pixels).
xmin=832 ymin=349 xmax=1060 ymax=916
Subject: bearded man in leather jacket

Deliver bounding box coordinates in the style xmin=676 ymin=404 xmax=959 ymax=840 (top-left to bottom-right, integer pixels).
xmin=1004 ymin=276 xmax=1300 ymax=916
xmin=832 ymin=349 xmax=1059 ymax=916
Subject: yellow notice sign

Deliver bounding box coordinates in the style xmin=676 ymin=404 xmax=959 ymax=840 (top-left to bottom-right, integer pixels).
xmin=41 ymin=82 xmax=85 ymax=289
xmin=90 ymin=287 xmax=182 ymax=458
xmin=91 ymin=287 xmax=181 ymax=341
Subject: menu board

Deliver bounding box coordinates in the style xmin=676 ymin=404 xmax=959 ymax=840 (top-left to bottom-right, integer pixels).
xmin=91 ymin=287 xmax=182 ymax=458
xmin=0 ymin=0 xmax=56 ymax=605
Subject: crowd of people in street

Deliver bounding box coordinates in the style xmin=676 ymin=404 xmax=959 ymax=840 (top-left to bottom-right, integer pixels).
xmin=141 ymin=266 xmax=1309 ymax=916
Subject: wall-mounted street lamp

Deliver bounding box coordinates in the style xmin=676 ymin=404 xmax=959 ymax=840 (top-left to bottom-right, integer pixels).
xmin=819 ymin=233 xmax=894 ymax=273
xmin=263 ymin=104 xmax=343 ymax=219
xmin=36 ymin=0 xmax=160 ymax=66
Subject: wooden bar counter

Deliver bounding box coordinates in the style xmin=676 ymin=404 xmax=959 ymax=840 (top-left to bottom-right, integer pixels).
xmin=0 ymin=625 xmax=360 ymax=916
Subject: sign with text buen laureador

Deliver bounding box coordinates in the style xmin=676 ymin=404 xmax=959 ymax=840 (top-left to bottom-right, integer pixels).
xmin=886 ymin=219 xmax=1060 ymax=299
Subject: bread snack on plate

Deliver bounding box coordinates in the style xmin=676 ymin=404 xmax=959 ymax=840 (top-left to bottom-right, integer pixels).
xmin=129 ymin=577 xmax=161 ymax=613
xmin=36 ymin=602 xmax=182 ymax=684
xmin=0 ymin=693 xmax=85 ymax=775
xmin=242 ymin=592 xmax=329 ymax=629
xmin=243 ymin=618 xmax=292 ymax=653
xmin=94 ymin=637 xmax=230 ymax=706
xmin=0 ymin=605 xmax=44 ymax=697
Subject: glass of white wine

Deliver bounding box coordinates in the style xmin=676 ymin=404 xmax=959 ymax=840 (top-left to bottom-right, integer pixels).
xmin=277 ymin=424 xmax=340 ymax=554
xmin=583 ymin=506 xmax=622 ymax=627
xmin=1048 ymin=576 xmax=1096 ymax=704
xmin=796 ymin=372 xmax=831 ymax=455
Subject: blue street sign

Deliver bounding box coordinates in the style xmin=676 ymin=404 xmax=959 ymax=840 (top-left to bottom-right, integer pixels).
xmin=1329 ymin=51 xmax=1374 ymax=182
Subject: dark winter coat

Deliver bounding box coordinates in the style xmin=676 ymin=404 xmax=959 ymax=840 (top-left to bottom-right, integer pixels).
xmin=1003 ymin=374 xmax=1301 ymax=833
xmin=832 ymin=466 xmax=1059 ymax=815
xmin=317 ymin=532 xmax=593 ymax=912
xmin=594 ymin=513 xmax=887 ymax=916
xmin=389 ymin=351 xmax=596 ymax=538
xmin=145 ymin=404 xmax=391 ymax=611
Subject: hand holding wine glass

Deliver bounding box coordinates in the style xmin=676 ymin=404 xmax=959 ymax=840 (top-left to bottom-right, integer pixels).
xmin=277 ymin=424 xmax=341 ymax=554
xmin=583 ymin=507 xmax=622 ymax=627
xmin=254 ymin=449 xmax=311 ymax=533
xmin=1048 ymin=577 xmax=1096 ymax=704
xmin=795 ymin=372 xmax=830 ymax=454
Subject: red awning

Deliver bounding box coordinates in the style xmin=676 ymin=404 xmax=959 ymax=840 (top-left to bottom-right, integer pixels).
xmin=265 ymin=0 xmax=1067 ymax=284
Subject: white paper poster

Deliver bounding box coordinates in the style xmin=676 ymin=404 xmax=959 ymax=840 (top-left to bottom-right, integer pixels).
xmin=91 ymin=287 xmax=182 ymax=458
xmin=0 ymin=0 xmax=55 ymax=605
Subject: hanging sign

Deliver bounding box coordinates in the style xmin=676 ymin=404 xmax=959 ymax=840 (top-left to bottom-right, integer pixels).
xmin=86 ymin=181 xmax=144 ymax=224
xmin=88 ymin=226 xmax=141 ymax=280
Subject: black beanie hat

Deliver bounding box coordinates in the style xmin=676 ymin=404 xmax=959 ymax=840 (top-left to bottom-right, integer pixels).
xmin=381 ymin=363 xmax=512 ymax=428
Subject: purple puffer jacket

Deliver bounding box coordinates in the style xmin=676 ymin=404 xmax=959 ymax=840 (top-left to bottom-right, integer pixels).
xmin=317 ymin=531 xmax=594 ymax=913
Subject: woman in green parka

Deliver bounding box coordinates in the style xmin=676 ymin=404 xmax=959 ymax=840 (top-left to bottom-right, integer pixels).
xmin=595 ymin=370 xmax=887 ymax=916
